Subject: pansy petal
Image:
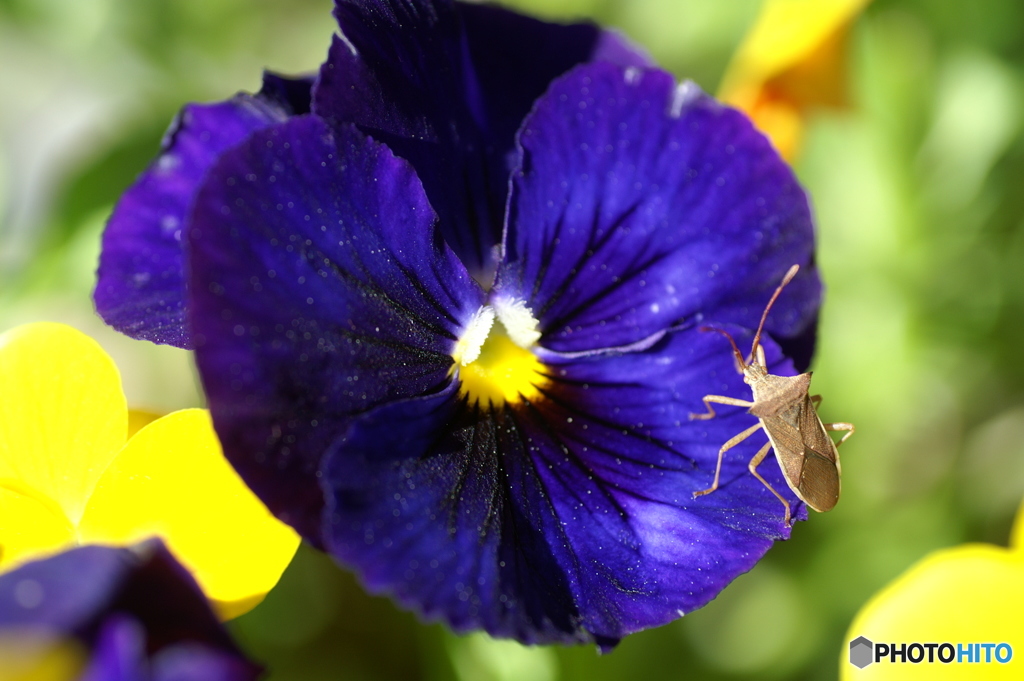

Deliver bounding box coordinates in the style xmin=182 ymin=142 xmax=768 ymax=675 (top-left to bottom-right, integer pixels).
xmin=721 ymin=0 xmax=870 ymax=99
xmin=495 ymin=63 xmax=819 ymax=359
xmin=462 ymin=0 xmax=647 ymax=150
xmin=258 ymin=71 xmax=315 ymax=115
xmin=719 ymin=0 xmax=871 ymax=160
xmin=95 ymin=94 xmax=292 ymax=348
xmin=82 ymin=616 xmax=258 ymax=681
xmin=78 ymin=409 xmax=301 ymax=620
xmin=841 ymin=545 xmax=1024 ymax=680
xmin=0 ymin=543 xmax=260 ymax=679
xmin=0 ymin=323 xmax=126 ymax=527
xmin=323 ymin=382 xmax=591 ymax=645
xmin=127 ymin=409 xmax=162 ymax=439
xmin=0 ymin=544 xmax=224 ymax=639
xmin=188 ymin=115 xmax=483 ymax=539
xmin=323 ymin=326 xmax=803 ymax=644
xmin=315 ymin=0 xmax=649 ymax=274
xmin=458 ymin=1 xmax=651 ymax=192
xmin=524 ymin=329 xmax=804 ymax=638
xmin=80 ymin=616 xmax=147 ymax=681
xmin=314 ymin=0 xmax=499 ymax=273
xmin=0 ymin=546 xmax=127 ymax=632
xmin=0 ymin=486 xmax=75 ymax=572
xmin=150 ymin=644 xmax=265 ymax=681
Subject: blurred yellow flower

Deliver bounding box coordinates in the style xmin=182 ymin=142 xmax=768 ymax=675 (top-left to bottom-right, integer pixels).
xmin=0 ymin=322 xmax=300 ymax=620
xmin=842 ymin=501 xmax=1024 ymax=679
xmin=0 ymin=631 xmax=86 ymax=681
xmin=719 ymin=0 xmax=871 ymax=160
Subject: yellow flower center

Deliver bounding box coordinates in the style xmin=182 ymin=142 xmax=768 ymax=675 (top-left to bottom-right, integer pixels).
xmin=454 ymin=302 xmax=547 ymax=407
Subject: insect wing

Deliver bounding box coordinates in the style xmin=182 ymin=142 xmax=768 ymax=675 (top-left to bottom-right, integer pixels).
xmin=795 ymin=395 xmax=841 ymax=511
xmin=762 ymin=395 xmax=840 ymax=513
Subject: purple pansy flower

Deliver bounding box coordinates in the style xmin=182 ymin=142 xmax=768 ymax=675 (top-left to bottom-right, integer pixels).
xmin=0 ymin=543 xmax=261 ymax=680
xmin=95 ymin=0 xmax=822 ymax=648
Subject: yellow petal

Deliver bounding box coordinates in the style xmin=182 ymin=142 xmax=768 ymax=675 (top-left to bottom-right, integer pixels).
xmin=720 ymin=0 xmax=872 ymax=159
xmin=1011 ymin=497 xmax=1024 ymax=551
xmin=0 ymin=323 xmax=126 ymax=527
xmin=842 ymin=545 xmax=1024 ymax=679
xmin=78 ymin=409 xmax=300 ymax=619
xmin=723 ymin=0 xmax=871 ymax=91
xmin=127 ymin=409 xmax=162 ymax=439
xmin=742 ymin=99 xmax=803 ymax=162
xmin=0 ymin=484 xmax=75 ymax=573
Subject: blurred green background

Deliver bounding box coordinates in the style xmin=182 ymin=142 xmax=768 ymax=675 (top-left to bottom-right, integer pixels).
xmin=3 ymin=0 xmax=1024 ymax=679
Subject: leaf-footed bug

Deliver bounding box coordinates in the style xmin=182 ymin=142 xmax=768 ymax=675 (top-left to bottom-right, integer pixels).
xmin=690 ymin=264 xmax=854 ymax=525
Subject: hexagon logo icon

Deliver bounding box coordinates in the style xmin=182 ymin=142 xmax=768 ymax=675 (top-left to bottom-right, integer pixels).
xmin=850 ymin=636 xmax=874 ymax=668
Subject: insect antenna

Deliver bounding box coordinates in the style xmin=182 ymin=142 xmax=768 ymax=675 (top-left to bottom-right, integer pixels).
xmin=699 ymin=325 xmax=747 ymax=373
xmin=748 ymin=264 xmax=801 ymax=365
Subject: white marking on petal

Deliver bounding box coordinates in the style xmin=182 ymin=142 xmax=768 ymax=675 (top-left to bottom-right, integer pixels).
xmin=670 ymin=80 xmax=701 ymax=119
xmin=156 ymin=154 xmax=179 ymax=173
xmin=453 ymin=305 xmax=495 ymax=366
xmin=337 ymin=31 xmax=358 ymax=57
xmin=494 ymin=297 xmax=542 ymax=349
xmin=624 ymin=66 xmax=642 ymax=86
xmin=160 ymin=215 xmax=179 ymax=233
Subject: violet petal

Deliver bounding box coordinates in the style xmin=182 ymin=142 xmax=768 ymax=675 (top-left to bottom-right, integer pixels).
xmin=321 ymin=326 xmax=804 ymax=644
xmin=95 ymin=95 xmax=292 ymax=348
xmin=496 ymin=63 xmax=820 ymax=357
xmin=188 ymin=115 xmax=483 ymax=539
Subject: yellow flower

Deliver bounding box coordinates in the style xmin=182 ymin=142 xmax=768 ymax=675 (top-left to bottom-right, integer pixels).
xmin=0 ymin=322 xmax=300 ymax=619
xmin=842 ymin=501 xmax=1024 ymax=679
xmin=719 ymin=0 xmax=872 ymax=160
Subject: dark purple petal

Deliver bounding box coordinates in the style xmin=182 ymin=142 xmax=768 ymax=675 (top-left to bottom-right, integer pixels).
xmin=526 ymin=328 xmax=807 ymax=639
xmin=259 ymin=71 xmax=315 ymax=115
xmin=150 ymin=644 xmax=263 ymax=681
xmin=314 ymin=0 xmax=497 ymax=273
xmin=322 ymin=382 xmax=591 ymax=645
xmin=314 ymin=0 xmax=649 ymax=274
xmin=189 ymin=115 xmax=484 ymax=540
xmin=79 ymin=617 xmax=146 ymax=681
xmin=458 ymin=1 xmax=650 ymax=190
xmin=0 ymin=545 xmax=128 ymax=634
xmin=321 ymin=325 xmax=804 ymax=644
xmin=495 ymin=62 xmax=820 ymax=357
xmin=81 ymin=618 xmax=259 ymax=681
xmin=0 ymin=543 xmax=259 ymax=680
xmin=95 ymin=95 xmax=291 ymax=348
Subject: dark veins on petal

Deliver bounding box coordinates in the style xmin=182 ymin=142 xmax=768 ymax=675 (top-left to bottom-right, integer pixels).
xmin=189 ymin=115 xmax=483 ymax=540
xmin=94 ymin=72 xmax=313 ymax=349
xmin=314 ymin=0 xmax=649 ymax=274
xmin=323 ymin=327 xmax=803 ymax=645
xmin=496 ymin=63 xmax=821 ymax=363
xmin=91 ymin=0 xmax=827 ymax=650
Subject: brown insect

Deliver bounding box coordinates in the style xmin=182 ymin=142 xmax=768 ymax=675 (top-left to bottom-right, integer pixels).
xmin=690 ymin=264 xmax=854 ymax=525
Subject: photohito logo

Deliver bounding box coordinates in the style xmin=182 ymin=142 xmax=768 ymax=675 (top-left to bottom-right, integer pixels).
xmin=849 ymin=636 xmax=1012 ymax=668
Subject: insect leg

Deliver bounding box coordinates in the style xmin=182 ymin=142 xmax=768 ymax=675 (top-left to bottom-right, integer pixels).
xmin=689 ymin=395 xmax=755 ymax=421
xmin=748 ymin=440 xmax=793 ymax=526
xmin=811 ymin=394 xmax=822 ymax=408
xmin=824 ymin=422 xmax=855 ymax=447
xmin=693 ymin=422 xmax=763 ymax=499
